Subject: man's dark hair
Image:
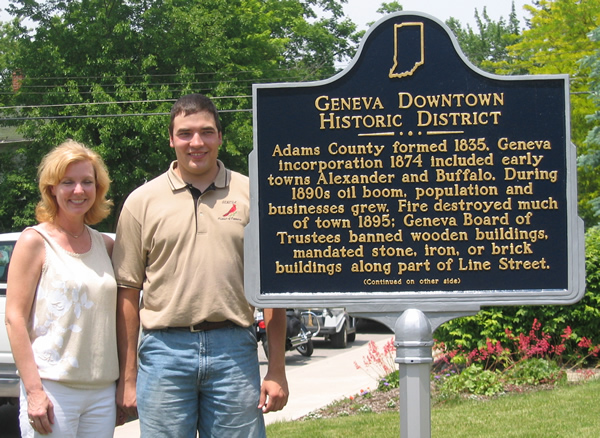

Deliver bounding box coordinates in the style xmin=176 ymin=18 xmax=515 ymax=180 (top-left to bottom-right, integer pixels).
xmin=169 ymin=94 xmax=222 ymax=136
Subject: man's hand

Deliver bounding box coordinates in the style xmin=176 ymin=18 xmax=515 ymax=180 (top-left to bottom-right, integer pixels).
xmin=115 ymin=287 xmax=141 ymax=424
xmin=258 ymin=371 xmax=289 ymax=413
xmin=259 ymin=308 xmax=289 ymax=413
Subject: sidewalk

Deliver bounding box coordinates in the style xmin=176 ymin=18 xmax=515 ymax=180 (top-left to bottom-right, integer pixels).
xmin=264 ymin=336 xmax=390 ymax=425
xmin=113 ymin=336 xmax=391 ymax=436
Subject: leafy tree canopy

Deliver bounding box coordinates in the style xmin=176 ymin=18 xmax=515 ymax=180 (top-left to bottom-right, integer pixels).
xmin=487 ymin=0 xmax=600 ymax=149
xmin=446 ymin=4 xmax=521 ymax=71
xmin=480 ymin=0 xmax=600 ymax=227
xmin=579 ymin=25 xmax=600 ymax=224
xmin=0 ymin=0 xmax=360 ymax=231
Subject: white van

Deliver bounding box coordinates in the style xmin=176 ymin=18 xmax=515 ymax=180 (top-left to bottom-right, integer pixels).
xmin=0 ymin=233 xmax=22 ymax=405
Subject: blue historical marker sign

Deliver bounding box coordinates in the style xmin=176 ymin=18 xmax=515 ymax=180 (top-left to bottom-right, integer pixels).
xmin=244 ymin=12 xmax=585 ymax=310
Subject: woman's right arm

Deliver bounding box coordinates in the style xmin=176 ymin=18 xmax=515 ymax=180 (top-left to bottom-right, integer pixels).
xmin=5 ymin=228 xmax=54 ymax=433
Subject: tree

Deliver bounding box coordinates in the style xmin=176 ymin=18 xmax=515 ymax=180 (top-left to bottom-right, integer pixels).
xmin=0 ymin=20 xmax=21 ymax=104
xmin=579 ymin=26 xmax=600 ymax=223
xmin=484 ymin=0 xmax=600 ymax=227
xmin=376 ymin=1 xmax=403 ymax=16
xmin=446 ymin=4 xmax=522 ymax=71
xmin=0 ymin=0 xmax=360 ymax=231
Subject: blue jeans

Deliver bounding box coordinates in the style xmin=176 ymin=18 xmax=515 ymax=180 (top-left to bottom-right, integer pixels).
xmin=136 ymin=325 xmax=265 ymax=438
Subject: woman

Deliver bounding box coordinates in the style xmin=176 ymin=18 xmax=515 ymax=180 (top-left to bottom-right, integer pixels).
xmin=5 ymin=140 xmax=120 ymax=437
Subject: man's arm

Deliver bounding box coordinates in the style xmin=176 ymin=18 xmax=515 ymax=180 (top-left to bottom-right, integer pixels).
xmin=258 ymin=308 xmax=289 ymax=413
xmin=116 ymin=286 xmax=141 ymax=422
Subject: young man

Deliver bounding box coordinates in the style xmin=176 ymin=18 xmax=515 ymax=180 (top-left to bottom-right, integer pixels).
xmin=113 ymin=94 xmax=288 ymax=437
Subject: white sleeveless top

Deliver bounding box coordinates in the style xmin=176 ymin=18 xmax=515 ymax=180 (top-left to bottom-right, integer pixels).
xmin=28 ymin=225 xmax=119 ymax=388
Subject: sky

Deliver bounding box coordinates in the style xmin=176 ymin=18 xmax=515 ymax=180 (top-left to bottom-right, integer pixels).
xmin=344 ymin=0 xmax=532 ymax=31
xmin=0 ymin=0 xmax=532 ymax=30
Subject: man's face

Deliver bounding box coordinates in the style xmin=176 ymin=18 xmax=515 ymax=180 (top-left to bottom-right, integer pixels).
xmin=169 ymin=111 xmax=222 ymax=184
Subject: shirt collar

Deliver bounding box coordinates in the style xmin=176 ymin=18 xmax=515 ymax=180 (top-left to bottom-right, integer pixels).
xmin=167 ymin=159 xmax=230 ymax=192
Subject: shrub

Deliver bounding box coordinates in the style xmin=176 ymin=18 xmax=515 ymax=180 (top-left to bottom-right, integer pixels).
xmin=434 ymin=225 xmax=600 ymax=366
xmin=435 ymin=364 xmax=504 ymax=397
xmin=430 ymin=320 xmax=590 ymax=397
xmin=504 ymin=357 xmax=565 ymax=386
xmin=378 ymin=370 xmax=399 ymax=392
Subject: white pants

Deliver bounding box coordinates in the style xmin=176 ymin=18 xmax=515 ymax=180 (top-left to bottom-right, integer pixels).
xmin=19 ymin=380 xmax=116 ymax=438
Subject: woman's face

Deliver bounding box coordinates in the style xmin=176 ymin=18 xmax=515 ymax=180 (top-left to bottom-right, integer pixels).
xmin=51 ymin=160 xmax=96 ymax=218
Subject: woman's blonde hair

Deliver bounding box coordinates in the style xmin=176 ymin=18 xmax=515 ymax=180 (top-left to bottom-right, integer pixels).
xmin=35 ymin=139 xmax=113 ymax=224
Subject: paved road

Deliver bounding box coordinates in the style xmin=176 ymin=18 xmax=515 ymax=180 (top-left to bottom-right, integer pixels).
xmin=0 ymin=319 xmax=393 ymax=438
xmin=259 ymin=318 xmax=392 ymax=377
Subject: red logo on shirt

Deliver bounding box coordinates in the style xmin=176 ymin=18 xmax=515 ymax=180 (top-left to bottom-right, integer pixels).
xmin=219 ymin=201 xmax=242 ymax=222
xmin=223 ymin=204 xmax=237 ymax=217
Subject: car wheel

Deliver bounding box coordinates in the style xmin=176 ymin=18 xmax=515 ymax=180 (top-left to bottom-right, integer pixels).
xmin=331 ymin=324 xmax=348 ymax=348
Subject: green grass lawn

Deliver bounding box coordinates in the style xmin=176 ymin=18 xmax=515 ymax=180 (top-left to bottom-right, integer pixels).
xmin=266 ymin=378 xmax=600 ymax=437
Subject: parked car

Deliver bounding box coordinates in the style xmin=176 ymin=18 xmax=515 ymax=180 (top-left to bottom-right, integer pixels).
xmin=0 ymin=233 xmax=21 ymax=405
xmin=299 ymin=308 xmax=357 ymax=348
